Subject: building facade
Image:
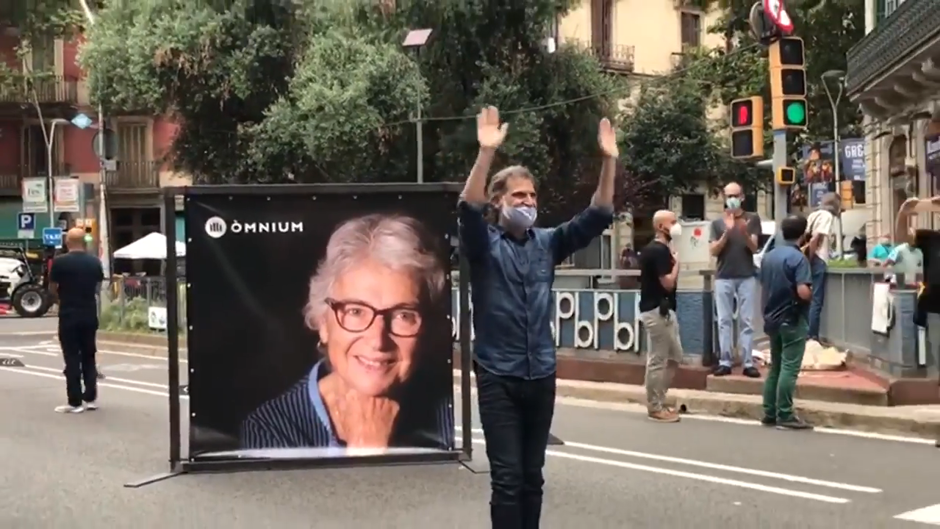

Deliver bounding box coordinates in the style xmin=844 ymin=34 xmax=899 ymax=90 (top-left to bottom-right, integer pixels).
xmin=556 ymin=0 xmax=772 ymax=260
xmin=0 ymin=22 xmax=189 ymax=271
xmin=847 ymin=0 xmax=940 ymax=241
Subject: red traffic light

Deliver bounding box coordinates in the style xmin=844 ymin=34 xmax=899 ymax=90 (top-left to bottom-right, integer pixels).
xmin=731 ymin=100 xmax=753 ymax=127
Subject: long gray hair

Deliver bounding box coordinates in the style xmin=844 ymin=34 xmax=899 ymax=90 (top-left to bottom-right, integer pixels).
xmin=818 ymin=192 xmax=840 ymax=214
xmin=303 ymin=214 xmax=446 ymax=331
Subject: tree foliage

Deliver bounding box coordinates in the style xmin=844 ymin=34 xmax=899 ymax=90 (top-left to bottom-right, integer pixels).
xmin=80 ymin=0 xmax=640 ymax=224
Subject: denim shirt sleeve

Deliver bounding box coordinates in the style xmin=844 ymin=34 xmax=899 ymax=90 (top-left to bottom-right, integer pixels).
xmin=458 ymin=200 xmax=491 ymax=262
xmin=550 ymin=205 xmax=614 ymax=265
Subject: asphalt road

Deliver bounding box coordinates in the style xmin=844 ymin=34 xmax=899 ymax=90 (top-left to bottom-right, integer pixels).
xmin=1 ymin=330 xmax=939 ymax=528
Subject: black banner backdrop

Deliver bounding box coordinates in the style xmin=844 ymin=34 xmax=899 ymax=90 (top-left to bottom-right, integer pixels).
xmin=185 ymin=187 xmax=458 ymax=461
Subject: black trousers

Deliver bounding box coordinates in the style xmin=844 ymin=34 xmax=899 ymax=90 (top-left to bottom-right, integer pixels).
xmin=476 ymin=365 xmax=556 ymax=529
xmin=59 ymin=318 xmax=99 ymax=407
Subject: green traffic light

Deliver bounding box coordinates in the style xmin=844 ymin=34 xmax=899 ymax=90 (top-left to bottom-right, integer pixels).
xmin=84 ymin=234 xmax=93 ymax=243
xmin=786 ymin=101 xmax=806 ymax=124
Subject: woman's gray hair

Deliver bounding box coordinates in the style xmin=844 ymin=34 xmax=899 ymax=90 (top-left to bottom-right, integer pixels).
xmin=819 ymin=192 xmax=841 ymax=213
xmin=303 ymin=213 xmax=446 ymax=330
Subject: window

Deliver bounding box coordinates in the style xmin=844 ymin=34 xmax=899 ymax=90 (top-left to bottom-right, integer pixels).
xmin=561 ymin=229 xmax=614 ymax=269
xmin=117 ymin=122 xmax=149 ymax=182
xmin=680 ymin=193 xmax=705 ymax=220
xmin=680 ymin=12 xmax=701 ymax=48
xmin=877 ymin=0 xmax=905 ymax=24
xmin=591 ymin=0 xmax=613 ymax=59
xmin=21 ymin=124 xmax=62 ymax=176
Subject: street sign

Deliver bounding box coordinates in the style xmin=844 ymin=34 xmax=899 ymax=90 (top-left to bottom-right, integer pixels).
xmin=21 ymin=177 xmax=48 ymax=213
xmin=763 ymin=0 xmax=794 ymax=34
xmin=53 ymin=177 xmax=80 ymax=213
xmin=42 ymin=227 xmax=63 ymax=248
xmin=16 ymin=213 xmax=35 ymax=239
xmin=71 ymin=113 xmax=93 ymax=129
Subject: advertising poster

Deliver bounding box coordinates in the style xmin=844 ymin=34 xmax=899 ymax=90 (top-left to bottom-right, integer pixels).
xmin=185 ymin=189 xmax=457 ymax=459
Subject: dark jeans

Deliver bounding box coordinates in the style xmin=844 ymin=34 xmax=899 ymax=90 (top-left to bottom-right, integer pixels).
xmin=808 ymin=257 xmax=827 ymax=339
xmin=475 ymin=364 xmax=556 ymax=529
xmin=59 ymin=318 xmax=99 ymax=407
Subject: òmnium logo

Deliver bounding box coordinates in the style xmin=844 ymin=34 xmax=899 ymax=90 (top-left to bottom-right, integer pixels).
xmin=205 ymin=217 xmax=227 ymax=238
xmin=204 ymin=217 xmax=304 ymax=239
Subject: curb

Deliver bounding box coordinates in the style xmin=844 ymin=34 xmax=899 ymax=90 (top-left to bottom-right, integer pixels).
xmin=95 ymin=335 xmax=939 ymax=440
xmin=452 ymin=375 xmax=940 ymax=440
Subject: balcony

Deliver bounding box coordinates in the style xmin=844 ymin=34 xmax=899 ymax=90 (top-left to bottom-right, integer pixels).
xmin=845 ymin=0 xmax=940 ymax=119
xmin=569 ymin=40 xmax=635 ymax=73
xmin=0 ymin=75 xmax=80 ymax=106
xmin=0 ymin=163 xmax=71 ymax=196
xmin=105 ymin=160 xmax=161 ymax=191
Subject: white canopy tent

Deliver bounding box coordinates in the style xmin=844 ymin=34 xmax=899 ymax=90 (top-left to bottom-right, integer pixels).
xmin=113 ymin=232 xmax=186 ymax=260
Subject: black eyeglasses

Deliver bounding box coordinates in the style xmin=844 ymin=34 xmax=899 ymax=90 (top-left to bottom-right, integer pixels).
xmin=325 ymin=298 xmax=423 ymax=338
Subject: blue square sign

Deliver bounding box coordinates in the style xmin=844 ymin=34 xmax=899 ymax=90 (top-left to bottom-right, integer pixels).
xmin=42 ymin=227 xmax=63 ymax=248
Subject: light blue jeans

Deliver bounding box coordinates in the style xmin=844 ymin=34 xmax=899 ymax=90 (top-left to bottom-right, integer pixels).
xmin=715 ymin=277 xmax=758 ymax=368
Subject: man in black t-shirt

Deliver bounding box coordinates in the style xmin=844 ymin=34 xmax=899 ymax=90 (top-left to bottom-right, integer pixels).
xmin=49 ymin=227 xmax=105 ymax=414
xmin=638 ymin=210 xmax=682 ymax=423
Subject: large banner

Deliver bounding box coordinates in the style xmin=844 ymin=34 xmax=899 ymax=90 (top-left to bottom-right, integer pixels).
xmin=185 ymin=189 xmax=457 ymax=459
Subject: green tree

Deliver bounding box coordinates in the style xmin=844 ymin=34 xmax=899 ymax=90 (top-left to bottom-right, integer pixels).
xmin=79 ymin=0 xmax=636 ymax=224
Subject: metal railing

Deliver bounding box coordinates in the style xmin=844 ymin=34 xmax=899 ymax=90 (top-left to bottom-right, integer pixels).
xmin=567 ymin=40 xmax=636 ymax=73
xmin=108 ymin=267 xmax=926 ymax=375
xmin=100 ymin=276 xmax=186 ymax=334
xmin=104 ymin=160 xmax=161 ymax=189
xmin=0 ymin=75 xmax=79 ymax=105
xmin=0 ymin=164 xmax=71 ymax=193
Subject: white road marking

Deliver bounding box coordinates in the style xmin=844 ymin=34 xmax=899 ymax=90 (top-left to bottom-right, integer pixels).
xmin=453 ymin=436 xmax=850 ymax=504
xmin=0 ymin=331 xmax=57 ymax=336
xmin=456 ymin=427 xmax=880 ymax=494
xmin=18 ymin=364 xmax=172 ymax=389
xmin=6 ymin=345 xmax=934 ymax=446
xmin=550 ymin=395 xmax=938 ymax=446
xmin=895 ymin=504 xmax=940 ymax=525
xmin=0 ymin=366 xmax=188 ymax=399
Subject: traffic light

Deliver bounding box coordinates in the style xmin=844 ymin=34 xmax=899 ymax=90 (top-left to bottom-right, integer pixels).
xmin=729 ymin=96 xmax=764 ymax=159
xmin=769 ymin=37 xmax=807 ymax=131
xmin=776 ymin=167 xmax=796 ymax=185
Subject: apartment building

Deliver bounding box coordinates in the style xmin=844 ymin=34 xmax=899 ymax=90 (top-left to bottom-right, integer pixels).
xmin=556 ymin=0 xmax=772 ymax=259
xmin=0 ymin=19 xmax=189 ymax=270
xmin=846 ymin=0 xmax=940 ymax=241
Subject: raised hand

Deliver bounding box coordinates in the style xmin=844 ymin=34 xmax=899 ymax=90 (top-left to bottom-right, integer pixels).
xmin=477 ymin=106 xmax=508 ymax=150
xmin=597 ymin=118 xmax=619 ymax=158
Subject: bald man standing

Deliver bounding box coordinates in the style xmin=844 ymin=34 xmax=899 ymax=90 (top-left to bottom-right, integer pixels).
xmin=638 ymin=210 xmax=683 ymax=423
xmin=709 ymin=182 xmax=762 ymax=378
xmin=49 ymin=227 xmax=105 ymax=414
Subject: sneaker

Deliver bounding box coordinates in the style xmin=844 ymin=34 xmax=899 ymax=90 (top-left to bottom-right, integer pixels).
xmin=55 ymin=404 xmax=85 ymax=414
xmin=84 ymin=401 xmax=98 ymax=411
xmin=713 ymin=365 xmax=732 ymax=377
xmin=648 ymin=409 xmax=681 ymax=423
xmin=760 ymin=416 xmax=776 ymax=427
xmin=776 ymin=416 xmax=813 ymax=430
xmin=742 ymin=366 xmax=761 ymax=378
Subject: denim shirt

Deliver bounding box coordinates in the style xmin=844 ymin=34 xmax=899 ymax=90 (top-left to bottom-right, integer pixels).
xmin=458 ymin=201 xmax=614 ymax=379
xmin=759 ymin=242 xmax=812 ymax=333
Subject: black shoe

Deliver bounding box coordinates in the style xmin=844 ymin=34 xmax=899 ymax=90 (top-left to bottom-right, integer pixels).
xmin=760 ymin=416 xmax=776 ymax=427
xmin=776 ymin=417 xmax=814 ymax=430
xmin=713 ymin=365 xmax=732 ymax=376
xmin=742 ymin=366 xmax=761 ymax=378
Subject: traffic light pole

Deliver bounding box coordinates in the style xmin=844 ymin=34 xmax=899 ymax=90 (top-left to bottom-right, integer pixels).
xmin=772 ymin=130 xmax=788 ymax=223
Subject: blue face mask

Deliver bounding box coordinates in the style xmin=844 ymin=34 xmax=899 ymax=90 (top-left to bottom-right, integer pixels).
xmin=502 ymin=205 xmax=537 ymax=230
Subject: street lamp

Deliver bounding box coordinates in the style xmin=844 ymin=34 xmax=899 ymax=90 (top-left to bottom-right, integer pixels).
xmin=822 ymin=69 xmax=846 ymax=256
xmin=402 ymin=28 xmax=432 ymax=184
xmin=45 ymin=118 xmax=70 ymax=227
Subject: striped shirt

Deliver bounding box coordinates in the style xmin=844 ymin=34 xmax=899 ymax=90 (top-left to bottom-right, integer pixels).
xmin=239 ymin=360 xmax=454 ymax=450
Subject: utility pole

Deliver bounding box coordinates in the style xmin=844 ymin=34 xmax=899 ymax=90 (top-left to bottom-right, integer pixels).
xmin=77 ymin=0 xmax=111 ymax=279
xmin=822 ymin=70 xmax=846 ymax=256
xmin=402 ymin=29 xmax=432 ymax=184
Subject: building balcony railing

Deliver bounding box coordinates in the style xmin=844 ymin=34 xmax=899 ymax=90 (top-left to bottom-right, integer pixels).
xmin=0 ymin=75 xmax=80 ymax=105
xmin=105 ymin=160 xmax=161 ymax=190
xmin=569 ymin=40 xmax=636 ymax=73
xmin=845 ymin=0 xmax=940 ymax=95
xmin=0 ymin=163 xmax=71 ymax=193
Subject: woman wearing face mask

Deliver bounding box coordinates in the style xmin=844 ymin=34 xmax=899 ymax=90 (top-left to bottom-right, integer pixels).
xmin=637 ymin=209 xmax=684 ymax=423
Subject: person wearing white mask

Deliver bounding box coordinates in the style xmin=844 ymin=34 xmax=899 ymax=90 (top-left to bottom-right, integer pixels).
xmin=709 ymin=182 xmax=762 ymax=378
xmin=638 ymin=209 xmax=684 ymax=423
xmin=458 ymin=106 xmax=616 ymax=529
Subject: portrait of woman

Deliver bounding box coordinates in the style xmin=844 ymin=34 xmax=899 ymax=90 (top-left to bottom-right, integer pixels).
xmin=238 ymin=213 xmax=454 ymax=450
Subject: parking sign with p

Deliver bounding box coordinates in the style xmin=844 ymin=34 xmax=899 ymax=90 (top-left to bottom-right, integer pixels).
xmin=17 ymin=213 xmax=35 ymax=239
